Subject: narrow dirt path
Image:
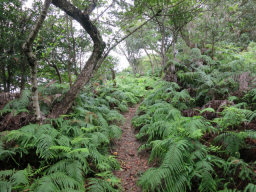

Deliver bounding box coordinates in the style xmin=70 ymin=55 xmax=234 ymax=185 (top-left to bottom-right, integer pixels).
xmin=113 ymin=104 xmax=149 ymax=192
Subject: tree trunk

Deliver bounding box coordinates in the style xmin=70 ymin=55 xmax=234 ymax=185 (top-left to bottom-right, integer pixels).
xmin=239 ymin=72 xmax=250 ymax=92
xmin=45 ymin=58 xmax=62 ymax=84
xmin=2 ymin=64 xmax=7 ymax=92
xmin=79 ymin=49 xmax=82 ymax=72
xmin=20 ymin=59 xmax=27 ymax=93
xmin=53 ymin=64 xmax=62 ymax=84
xmin=22 ymin=0 xmax=52 ymax=121
xmin=52 ymin=51 xmax=62 ymax=84
xmin=49 ymin=0 xmax=106 ymax=118
xmin=110 ymin=67 xmax=116 ymax=87
xmin=180 ymin=28 xmax=195 ymax=49
xmin=172 ymin=35 xmax=177 ymax=59
xmin=211 ymin=34 xmax=215 ymax=59
xmin=160 ymin=16 xmax=167 ymax=68
xmin=70 ymin=18 xmax=78 ymax=76
xmin=49 ymin=0 xmax=159 ymax=118
xmin=170 ymin=35 xmax=177 ymax=82
xmin=144 ymin=48 xmax=154 ymax=75
xmin=120 ymin=46 xmax=137 ymax=75
xmin=160 ymin=31 xmax=166 ymax=67
xmin=66 ymin=14 xmax=73 ymax=87
xmin=7 ymin=64 xmax=12 ymax=92
xmin=152 ymin=51 xmax=159 ymax=68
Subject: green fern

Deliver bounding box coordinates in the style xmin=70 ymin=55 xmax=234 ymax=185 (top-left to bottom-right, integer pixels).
xmin=214 ymin=130 xmax=256 ymax=156
xmin=244 ymin=183 xmax=256 ymax=192
xmin=139 ymin=139 xmax=217 ymax=192
xmin=32 ymin=171 xmax=83 ymax=192
xmin=224 ymin=157 xmax=256 ymax=182
xmin=0 ymin=90 xmax=30 ymax=116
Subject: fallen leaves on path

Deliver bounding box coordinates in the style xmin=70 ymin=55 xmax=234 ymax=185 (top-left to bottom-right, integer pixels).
xmin=113 ymin=105 xmax=150 ymax=192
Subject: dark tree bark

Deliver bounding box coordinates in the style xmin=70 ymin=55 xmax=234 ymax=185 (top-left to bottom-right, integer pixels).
xmin=1 ymin=64 xmax=7 ymax=92
xmin=211 ymin=34 xmax=215 ymax=59
xmin=52 ymin=64 xmax=62 ymax=84
xmin=49 ymin=0 xmax=106 ymax=118
xmin=7 ymin=64 xmax=12 ymax=92
xmin=22 ymin=0 xmax=52 ymax=121
xmin=45 ymin=58 xmax=62 ymax=84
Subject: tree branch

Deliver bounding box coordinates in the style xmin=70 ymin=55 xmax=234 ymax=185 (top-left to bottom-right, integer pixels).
xmin=104 ymin=9 xmax=162 ymax=57
xmin=84 ymin=0 xmax=98 ymax=15
xmin=52 ymin=0 xmax=104 ymax=47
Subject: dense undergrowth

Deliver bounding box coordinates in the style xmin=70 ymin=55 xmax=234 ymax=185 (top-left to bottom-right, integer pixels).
xmin=1 ymin=43 xmax=256 ymax=192
xmin=132 ymin=43 xmax=256 ymax=192
xmin=0 ymin=76 xmax=155 ymax=192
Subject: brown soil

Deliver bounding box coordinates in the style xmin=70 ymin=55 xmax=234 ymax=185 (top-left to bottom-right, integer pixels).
xmin=0 ymin=112 xmax=32 ymax=132
xmin=113 ymin=104 xmax=149 ymax=192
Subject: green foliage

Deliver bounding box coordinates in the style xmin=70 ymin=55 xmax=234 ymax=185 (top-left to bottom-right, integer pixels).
xmin=244 ymin=184 xmax=256 ymax=192
xmin=214 ymin=131 xmax=256 ymax=156
xmin=0 ymin=75 xmax=153 ymax=191
xmin=0 ymin=90 xmax=30 ymax=116
xmin=225 ymin=158 xmax=256 ymax=182
xmin=133 ymin=82 xmax=219 ymax=192
xmin=138 ymin=140 xmax=217 ymax=192
xmin=214 ymin=106 xmax=256 ymax=131
xmin=87 ymin=171 xmax=121 ymax=192
xmin=133 ymin=76 xmax=256 ymax=192
xmin=243 ymin=88 xmax=256 ymax=110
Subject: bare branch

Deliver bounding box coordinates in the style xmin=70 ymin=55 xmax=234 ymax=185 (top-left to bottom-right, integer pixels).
xmin=93 ymin=0 xmax=114 ymax=24
xmin=104 ymin=10 xmax=161 ymax=57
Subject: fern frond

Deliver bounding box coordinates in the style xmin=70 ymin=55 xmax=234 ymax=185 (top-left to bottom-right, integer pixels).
xmin=87 ymin=177 xmax=119 ymax=192
xmin=0 ymin=90 xmax=30 ymax=116
xmin=244 ymin=183 xmax=256 ymax=192
xmin=214 ymin=132 xmax=245 ymax=155
xmin=32 ymin=172 xmax=83 ymax=192
xmin=198 ymin=171 xmax=216 ymax=192
xmin=0 ymin=180 xmax=12 ymax=192
xmin=10 ymin=169 xmax=29 ymax=187
xmin=47 ymin=159 xmax=84 ymax=183
xmin=108 ymin=125 xmax=122 ymax=139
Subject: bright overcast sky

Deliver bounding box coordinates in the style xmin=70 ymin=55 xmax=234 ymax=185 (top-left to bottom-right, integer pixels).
xmin=24 ymin=0 xmax=129 ymax=71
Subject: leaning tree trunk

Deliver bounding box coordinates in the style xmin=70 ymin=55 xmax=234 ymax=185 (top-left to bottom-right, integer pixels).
xmin=22 ymin=0 xmax=52 ymax=121
xmin=49 ymin=0 xmax=163 ymax=118
xmin=49 ymin=0 xmax=106 ymax=118
xmin=143 ymin=48 xmax=154 ymax=75
xmin=52 ymin=63 xmax=62 ymax=84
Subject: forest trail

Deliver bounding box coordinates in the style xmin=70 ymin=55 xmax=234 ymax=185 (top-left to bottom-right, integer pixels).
xmin=113 ymin=104 xmax=149 ymax=192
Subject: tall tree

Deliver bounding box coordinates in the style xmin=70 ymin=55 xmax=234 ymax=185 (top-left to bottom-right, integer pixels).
xmin=49 ymin=0 xmax=106 ymax=118
xmin=22 ymin=0 xmax=52 ymax=121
